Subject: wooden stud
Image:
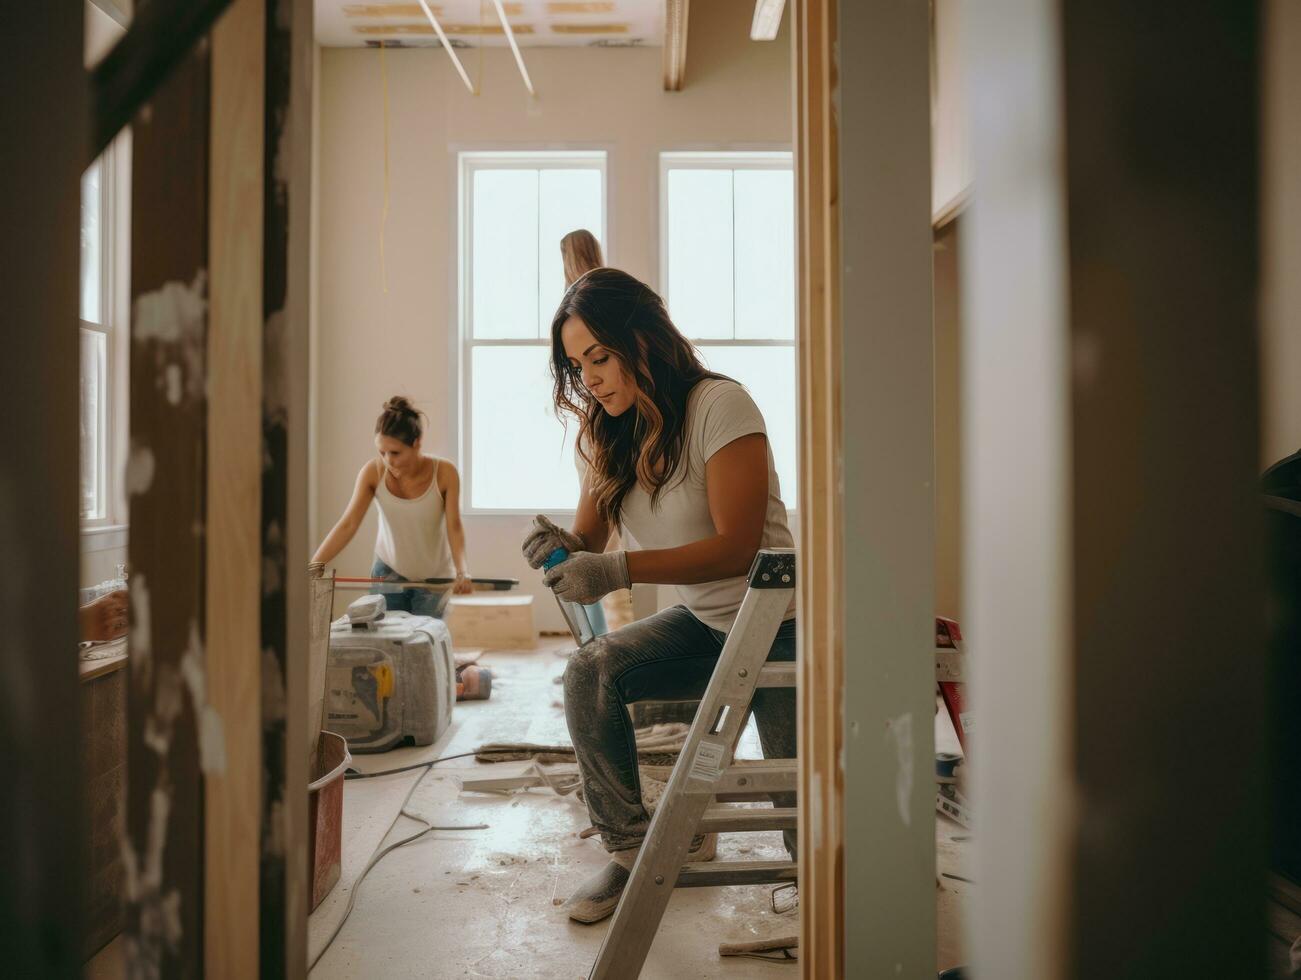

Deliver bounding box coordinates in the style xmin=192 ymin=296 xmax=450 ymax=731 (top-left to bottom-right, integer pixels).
xmin=206 ymin=0 xmax=266 ymax=973
xmin=793 ymin=1 xmax=843 ymax=977
xmin=260 ymin=0 xmax=314 ymax=972
xmin=124 ymin=40 xmax=211 ymax=978
xmin=0 ymin=4 xmax=85 ymax=974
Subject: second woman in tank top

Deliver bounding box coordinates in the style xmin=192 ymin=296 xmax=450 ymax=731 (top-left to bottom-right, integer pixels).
xmin=310 ymin=397 xmax=472 ymax=616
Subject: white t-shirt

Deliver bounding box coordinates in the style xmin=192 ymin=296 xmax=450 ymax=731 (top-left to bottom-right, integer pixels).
xmin=587 ymin=378 xmax=795 ymax=633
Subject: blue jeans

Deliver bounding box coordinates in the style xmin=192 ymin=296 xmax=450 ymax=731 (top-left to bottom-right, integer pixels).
xmin=370 ymin=557 xmax=447 ymax=618
xmin=563 ymin=605 xmax=797 ymax=856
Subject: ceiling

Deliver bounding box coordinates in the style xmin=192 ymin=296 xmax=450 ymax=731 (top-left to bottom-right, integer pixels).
xmin=315 ymin=0 xmax=665 ymax=49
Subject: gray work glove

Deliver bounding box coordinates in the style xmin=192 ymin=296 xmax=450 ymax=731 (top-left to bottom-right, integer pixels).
xmin=522 ymin=514 xmax=585 ymax=569
xmin=307 ymin=561 xmax=326 ymax=580
xmin=543 ymin=550 xmax=630 ymax=605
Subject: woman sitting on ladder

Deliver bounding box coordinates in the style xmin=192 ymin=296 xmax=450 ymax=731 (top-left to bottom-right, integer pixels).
xmin=522 ymin=268 xmax=797 ymax=923
xmin=311 ymin=396 xmax=472 ymax=615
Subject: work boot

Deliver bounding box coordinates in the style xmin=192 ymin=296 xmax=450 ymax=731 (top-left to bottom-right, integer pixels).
xmin=562 ymin=835 xmax=716 ymax=924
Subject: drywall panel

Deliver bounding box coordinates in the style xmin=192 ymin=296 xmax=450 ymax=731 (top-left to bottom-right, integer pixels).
xmin=838 ymin=0 xmax=937 ymax=974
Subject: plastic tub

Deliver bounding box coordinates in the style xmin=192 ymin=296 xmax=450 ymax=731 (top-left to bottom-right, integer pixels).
xmin=308 ymin=731 xmax=351 ymax=910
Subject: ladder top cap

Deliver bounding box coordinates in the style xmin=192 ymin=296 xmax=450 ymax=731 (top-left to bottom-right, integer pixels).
xmin=748 ymin=549 xmax=797 ymax=589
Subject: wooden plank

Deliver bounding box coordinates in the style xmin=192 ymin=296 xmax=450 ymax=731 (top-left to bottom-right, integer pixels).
xmin=261 ymin=0 xmax=314 ymax=972
xmin=794 ymin=1 xmax=843 ymax=977
xmin=125 ymin=39 xmax=211 ymax=978
xmin=0 ymin=8 xmax=84 ymax=971
xmin=206 ymin=0 xmax=265 ymax=974
xmin=80 ymin=650 xmax=130 ymax=682
xmin=699 ymin=806 xmax=798 ymax=834
xmin=676 ymin=860 xmax=798 ymax=888
xmin=662 ymin=0 xmax=689 ymax=90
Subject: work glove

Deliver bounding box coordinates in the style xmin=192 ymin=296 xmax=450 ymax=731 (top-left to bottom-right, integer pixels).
xmin=307 ymin=561 xmax=326 ymax=580
xmin=543 ymin=550 xmax=630 ymax=605
xmin=522 ymin=514 xmax=585 ymax=569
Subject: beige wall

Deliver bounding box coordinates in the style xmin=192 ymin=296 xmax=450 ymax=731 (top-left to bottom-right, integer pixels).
xmin=314 ymin=1 xmax=791 ymax=626
xmin=1263 ymin=0 xmax=1301 ymax=466
xmin=934 ymin=218 xmax=962 ymax=621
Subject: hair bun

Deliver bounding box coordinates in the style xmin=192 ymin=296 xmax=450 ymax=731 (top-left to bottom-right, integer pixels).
xmin=376 ymin=395 xmax=424 ymax=445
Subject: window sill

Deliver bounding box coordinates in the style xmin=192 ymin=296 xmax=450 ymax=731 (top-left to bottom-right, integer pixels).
xmin=81 ymin=523 xmax=128 ymax=553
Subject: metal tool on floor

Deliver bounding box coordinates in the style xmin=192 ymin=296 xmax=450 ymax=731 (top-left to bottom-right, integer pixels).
xmin=588 ymin=549 xmax=798 ymax=980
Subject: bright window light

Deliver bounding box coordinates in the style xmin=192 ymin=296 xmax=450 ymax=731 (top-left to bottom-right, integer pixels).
xmin=81 ymin=161 xmax=102 ymax=326
xmin=462 ymin=152 xmax=606 ymax=511
xmin=661 ymin=152 xmax=797 ymax=507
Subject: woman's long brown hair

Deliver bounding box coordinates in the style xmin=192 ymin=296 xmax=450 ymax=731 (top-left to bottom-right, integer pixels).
xmin=550 ymin=268 xmax=722 ymax=525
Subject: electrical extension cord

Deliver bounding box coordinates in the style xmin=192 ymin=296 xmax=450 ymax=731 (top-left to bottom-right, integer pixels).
xmin=309 ymin=758 xmax=488 ymax=972
xmin=313 ymin=744 xmax=580 ymax=970
xmin=311 ymin=745 xmax=581 ymax=968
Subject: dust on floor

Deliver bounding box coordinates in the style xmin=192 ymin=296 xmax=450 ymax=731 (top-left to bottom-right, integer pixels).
xmin=305 ymin=637 xmax=970 ymax=978
xmin=310 ymin=639 xmax=798 ymax=978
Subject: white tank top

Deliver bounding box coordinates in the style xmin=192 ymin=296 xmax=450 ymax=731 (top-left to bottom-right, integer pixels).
xmin=373 ymin=457 xmax=454 ymax=580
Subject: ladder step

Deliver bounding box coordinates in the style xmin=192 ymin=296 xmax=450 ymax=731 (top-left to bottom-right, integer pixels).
xmin=699 ymin=805 xmax=798 ymax=833
xmin=676 ymin=860 xmax=798 ymax=888
xmin=756 ymin=663 xmax=796 ymax=687
xmin=714 ymin=758 xmax=797 ymax=795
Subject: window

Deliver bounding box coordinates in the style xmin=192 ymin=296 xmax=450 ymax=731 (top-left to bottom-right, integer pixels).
xmin=80 ymin=154 xmax=114 ymax=523
xmin=660 ymin=152 xmax=797 ymax=507
xmin=460 ymin=151 xmax=606 ymax=512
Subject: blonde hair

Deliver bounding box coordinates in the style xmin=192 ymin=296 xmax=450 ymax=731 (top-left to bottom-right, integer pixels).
xmin=560 ymin=229 xmax=605 ymax=286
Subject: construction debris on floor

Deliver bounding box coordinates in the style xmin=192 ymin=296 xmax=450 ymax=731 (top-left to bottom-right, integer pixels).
xmin=304 ymin=638 xmax=972 ymax=978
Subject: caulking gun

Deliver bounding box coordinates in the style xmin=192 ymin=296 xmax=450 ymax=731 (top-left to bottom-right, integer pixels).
xmin=543 ymin=548 xmax=599 ymax=647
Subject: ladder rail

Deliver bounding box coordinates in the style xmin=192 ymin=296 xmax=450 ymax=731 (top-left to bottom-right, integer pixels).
xmin=588 ymin=549 xmax=796 ymax=979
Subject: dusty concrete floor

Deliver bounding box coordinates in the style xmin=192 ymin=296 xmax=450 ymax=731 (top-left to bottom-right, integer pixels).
xmin=305 ymin=638 xmax=972 ymax=978
xmin=86 ymin=638 xmax=971 ymax=979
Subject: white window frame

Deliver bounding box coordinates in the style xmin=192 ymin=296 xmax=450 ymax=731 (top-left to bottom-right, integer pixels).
xmin=457 ymin=150 xmax=609 ymax=516
xmin=658 ymin=150 xmax=798 ymax=510
xmin=80 ymin=149 xmax=113 ymax=527
xmin=80 ymin=136 xmax=130 ymax=533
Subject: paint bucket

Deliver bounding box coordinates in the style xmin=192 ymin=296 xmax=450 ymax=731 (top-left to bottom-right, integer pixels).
xmin=308 ymin=730 xmax=351 ymax=911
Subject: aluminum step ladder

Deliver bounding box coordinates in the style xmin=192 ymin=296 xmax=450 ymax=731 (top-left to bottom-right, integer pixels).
xmin=589 ymin=548 xmax=799 ymax=979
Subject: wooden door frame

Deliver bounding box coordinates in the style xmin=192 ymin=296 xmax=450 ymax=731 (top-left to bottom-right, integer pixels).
xmin=793 ymin=0 xmax=843 ymax=975
xmin=795 ymin=1 xmax=937 ymax=975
